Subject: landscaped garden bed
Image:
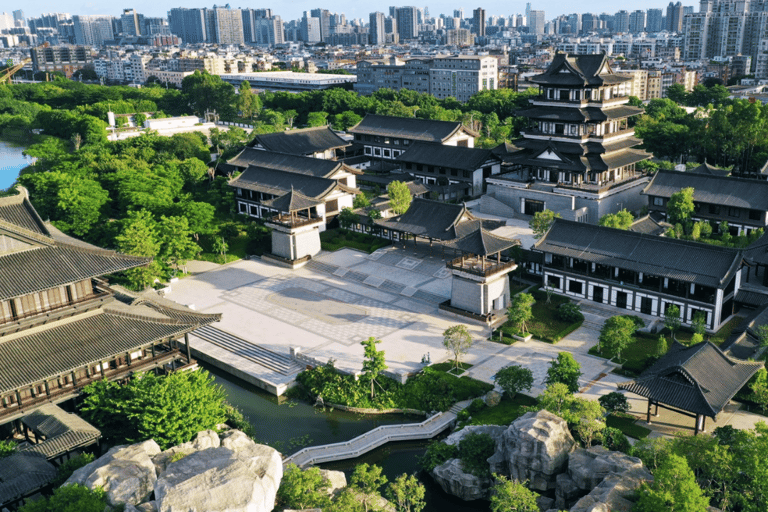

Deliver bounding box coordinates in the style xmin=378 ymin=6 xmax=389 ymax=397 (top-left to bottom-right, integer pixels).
xmin=606 ymin=413 xmax=651 ymax=439
xmin=320 ymin=228 xmax=391 ymax=254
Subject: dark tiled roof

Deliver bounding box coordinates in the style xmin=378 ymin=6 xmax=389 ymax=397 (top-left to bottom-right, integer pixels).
xmin=721 ymin=303 xmax=768 ymax=359
xmin=227 ymin=148 xmax=359 ymax=178
xmin=601 ymin=149 xmax=651 ymax=169
xmin=348 ymin=114 xmax=477 ymax=142
xmin=228 ymin=165 xmax=340 ymax=199
xmin=396 ymin=142 xmax=499 ymax=171
xmin=533 ymin=219 xmax=742 ymax=288
xmin=0 ymin=303 xmax=218 ymax=394
xmin=643 ymin=170 xmax=768 ymax=210
xmin=444 ymin=227 xmax=520 ymax=256
xmin=375 ymin=198 xmax=469 ymax=240
xmin=529 ymin=53 xmax=631 ymax=86
xmin=628 ymin=214 xmax=672 ymax=236
xmin=261 ymin=188 xmax=324 ymax=212
xmin=0 ymin=245 xmax=150 ymax=301
xmin=619 ymin=341 xmax=762 ymax=418
xmin=20 ymin=404 xmax=101 ymax=459
xmin=0 ymin=193 xmax=48 ymax=236
xmin=518 ymin=105 xmax=643 ymax=122
xmin=506 ymin=138 xmax=648 ymax=172
xmin=0 ymin=453 xmax=57 ymax=506
xmin=251 ymin=126 xmax=351 ymax=155
xmin=734 ymin=289 xmax=768 ymax=308
xmin=744 ymin=231 xmax=768 ymax=265
xmin=691 ymin=162 xmax=730 ymax=177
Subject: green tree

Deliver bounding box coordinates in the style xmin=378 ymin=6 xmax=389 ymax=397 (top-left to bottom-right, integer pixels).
xmin=494 ymin=365 xmax=534 ymax=398
xmin=158 ymin=215 xmax=201 ymax=274
xmin=750 ymin=368 xmax=768 ymax=412
xmin=507 ymin=293 xmax=535 ymax=334
xmin=755 ymin=325 xmax=768 ymax=346
xmin=598 ymin=391 xmax=630 ymax=415
xmin=338 ymin=207 xmax=359 ymax=229
xmin=18 ymin=484 xmax=107 ymax=512
xmin=361 ymin=337 xmax=388 ymax=399
xmin=598 ymin=209 xmax=634 ymax=230
xmin=529 ymin=209 xmax=561 ymax=239
xmin=79 ymin=370 xmax=227 ymax=449
xmin=667 ymin=187 xmax=695 ymax=226
xmin=0 ymin=439 xmax=16 ymax=458
xmin=489 ymin=475 xmax=539 ymax=512
xmin=276 ymin=464 xmax=332 ymax=510
xmin=692 ymin=311 xmax=708 ymax=336
xmin=666 ymin=83 xmax=690 ymax=105
xmin=664 ymin=304 xmax=682 ymax=338
xmin=385 ymin=473 xmax=426 ymax=512
xmin=458 ymin=432 xmax=496 ymax=478
xmin=442 ymin=324 xmax=474 ymax=372
xmin=634 ymin=454 xmax=710 ymax=512
xmin=115 ymin=209 xmax=161 ymax=289
xmin=350 ymin=463 xmax=388 ymax=512
xmin=387 ymin=180 xmax=412 ymax=215
xmin=657 ymin=334 xmax=669 ymax=356
xmin=213 ymin=236 xmax=229 ymax=263
xmin=181 ymin=70 xmax=236 ymax=117
xmin=545 ymin=352 xmax=582 ymax=393
xmin=353 ymin=194 xmax=371 ymax=209
xmin=574 ymin=399 xmax=607 ymax=447
xmin=306 ymin=111 xmax=329 ymax=127
xmin=598 ymin=315 xmax=637 ymax=360
xmin=235 ymin=81 xmax=258 ymax=120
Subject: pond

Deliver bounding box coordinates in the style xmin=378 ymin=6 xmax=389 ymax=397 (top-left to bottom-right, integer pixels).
xmin=205 ymin=364 xmax=490 ymax=512
xmin=0 ymin=139 xmax=33 ymax=190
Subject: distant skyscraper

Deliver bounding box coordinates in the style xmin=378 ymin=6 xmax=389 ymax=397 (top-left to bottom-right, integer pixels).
xmin=168 ymin=7 xmax=207 ymax=43
xmin=310 ymin=8 xmax=331 ymax=42
xmin=72 ymin=15 xmax=115 ymax=46
xmin=646 ymin=8 xmax=663 ymax=32
xmin=615 ymin=10 xmax=629 ymax=32
xmin=454 ymin=8 xmax=464 ymax=19
xmin=528 ymin=10 xmax=545 ymax=34
xmin=666 ymin=1 xmax=683 ymax=32
xmin=301 ymin=12 xmax=321 ymax=42
xmin=121 ymin=9 xmax=141 ymax=36
xmin=629 ymin=10 xmax=646 ymax=32
xmin=369 ymin=11 xmax=385 ymax=44
xmin=581 ymin=13 xmax=600 ymax=33
xmin=525 ymin=2 xmax=531 ymax=25
xmin=12 ymin=10 xmax=24 ymax=27
xmin=254 ymin=15 xmax=282 ymax=45
xmin=396 ymin=6 xmax=418 ymax=40
xmin=567 ymin=13 xmax=581 ymax=34
xmin=212 ymin=6 xmax=244 ymax=44
xmin=472 ymin=8 xmax=485 ymax=36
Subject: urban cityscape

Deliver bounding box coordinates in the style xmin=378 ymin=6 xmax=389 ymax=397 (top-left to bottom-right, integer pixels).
xmin=2 ymin=1 xmax=768 ymax=512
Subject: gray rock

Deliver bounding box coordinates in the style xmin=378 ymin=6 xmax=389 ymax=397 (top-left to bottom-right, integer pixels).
xmin=65 ymin=439 xmax=160 ymax=506
xmin=568 ymin=446 xmax=644 ymax=491
xmin=136 ymin=502 xmax=158 ymax=512
xmin=319 ymin=469 xmax=347 ymax=495
xmin=484 ymin=390 xmax=502 ymax=407
xmin=431 ymin=458 xmax=490 ymax=501
xmin=505 ymin=410 xmax=576 ymax=491
xmin=555 ymin=472 xmax=583 ymax=510
xmin=191 ymin=429 xmax=220 ymax=450
xmin=444 ymin=425 xmax=507 ymax=476
xmin=536 ymin=495 xmax=554 ymax=511
xmin=152 ymin=430 xmax=222 ymax=474
xmin=154 ymin=435 xmax=282 ymax=512
xmin=569 ymin=466 xmax=652 ymax=512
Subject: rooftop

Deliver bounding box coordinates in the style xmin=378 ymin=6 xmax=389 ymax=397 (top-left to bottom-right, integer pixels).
xmin=529 ymin=53 xmax=632 ymax=87
xmin=396 ymin=142 xmax=498 ymax=171
xmin=250 ymin=126 xmax=350 ymax=155
xmin=349 ymin=114 xmax=477 ymax=143
xmin=227 ymin=148 xmax=360 ymax=178
xmin=643 ymin=170 xmax=768 ymax=211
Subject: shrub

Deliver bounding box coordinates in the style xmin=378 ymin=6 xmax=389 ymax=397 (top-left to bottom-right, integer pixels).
xmin=457 ymin=410 xmax=470 ymax=421
xmin=468 ymin=398 xmax=486 ymax=414
xmin=51 ymin=452 xmax=95 ymax=487
xmin=0 ymin=439 xmax=17 ymax=458
xmin=494 ymin=365 xmax=534 ymax=398
xmin=419 ymin=440 xmax=458 ymax=472
xmin=458 ymin=432 xmax=496 ymax=478
xmin=598 ymin=392 xmax=630 ymax=415
xmin=556 ymin=302 xmax=584 ymax=323
xmin=602 ymin=427 xmax=631 ymax=453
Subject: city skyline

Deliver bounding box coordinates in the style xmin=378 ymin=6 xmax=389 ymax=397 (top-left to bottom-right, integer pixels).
xmin=10 ymin=0 xmax=694 ymax=25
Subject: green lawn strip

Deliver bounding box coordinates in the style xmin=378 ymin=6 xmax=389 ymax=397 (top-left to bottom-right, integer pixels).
xmin=495 ymin=289 xmax=582 ymax=344
xmin=462 ymin=394 xmax=539 ymax=427
xmin=673 ymin=315 xmax=743 ymax=346
xmin=320 ymin=228 xmax=391 ymax=254
xmin=430 ymin=362 xmax=473 ymax=373
xmin=606 ymin=414 xmax=651 ymax=439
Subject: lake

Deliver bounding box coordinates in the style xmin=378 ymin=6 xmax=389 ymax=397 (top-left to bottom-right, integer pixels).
xmin=0 ymin=140 xmax=33 ymax=190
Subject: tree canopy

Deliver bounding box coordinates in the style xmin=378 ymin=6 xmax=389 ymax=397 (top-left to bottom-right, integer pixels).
xmin=544 ymin=352 xmax=582 ymax=393
xmin=529 ymin=209 xmax=561 ymax=239
xmin=442 ymin=324 xmax=474 ymax=372
xmin=387 ymin=180 xmax=412 ymax=215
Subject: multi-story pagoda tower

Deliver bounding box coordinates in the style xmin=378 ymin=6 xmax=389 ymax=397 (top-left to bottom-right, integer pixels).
xmin=485 ymin=53 xmax=651 ymax=223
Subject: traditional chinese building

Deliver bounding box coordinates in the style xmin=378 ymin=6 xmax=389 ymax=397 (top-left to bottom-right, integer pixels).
xmin=483 ymin=53 xmax=651 ymax=222
xmin=0 ymin=188 xmax=221 ymax=427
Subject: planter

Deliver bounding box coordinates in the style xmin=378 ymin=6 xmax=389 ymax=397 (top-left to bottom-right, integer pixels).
xmin=512 ymin=333 xmax=533 ymax=342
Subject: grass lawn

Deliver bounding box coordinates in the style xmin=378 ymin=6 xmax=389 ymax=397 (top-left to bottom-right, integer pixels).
xmin=320 ymin=228 xmax=391 ymax=254
xmin=461 ymin=394 xmax=539 ymax=427
xmin=430 ymin=362 xmax=473 ymax=375
xmin=495 ymin=289 xmax=583 ymax=344
xmin=606 ymin=414 xmax=651 ymax=439
xmin=590 ymin=315 xmax=745 ymax=376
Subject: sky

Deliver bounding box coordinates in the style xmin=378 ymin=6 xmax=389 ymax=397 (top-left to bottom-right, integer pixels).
xmin=12 ymin=1 xmax=690 ymax=24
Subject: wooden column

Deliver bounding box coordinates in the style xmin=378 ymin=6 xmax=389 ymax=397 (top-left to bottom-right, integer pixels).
xmin=184 ymin=333 xmax=192 ymax=363
xmin=646 ymin=399 xmax=653 ymax=424
xmin=15 ymin=390 xmax=22 ymax=407
xmin=694 ymin=414 xmax=700 ymax=435
xmin=44 ymin=380 xmax=50 ymax=397
xmin=99 ymin=361 xmax=105 ymax=378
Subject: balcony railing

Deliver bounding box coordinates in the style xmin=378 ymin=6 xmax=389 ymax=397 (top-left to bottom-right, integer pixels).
xmin=266 ymin=214 xmax=323 ymax=228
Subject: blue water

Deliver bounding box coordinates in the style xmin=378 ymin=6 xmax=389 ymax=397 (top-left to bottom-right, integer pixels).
xmin=0 ymin=140 xmax=33 ymax=190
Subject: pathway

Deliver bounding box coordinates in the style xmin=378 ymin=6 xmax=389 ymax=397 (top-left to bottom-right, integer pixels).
xmin=283 ymin=400 xmax=472 ymax=468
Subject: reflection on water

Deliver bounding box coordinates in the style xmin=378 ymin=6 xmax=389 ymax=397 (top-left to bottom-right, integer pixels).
xmin=0 ymin=140 xmax=34 ymax=190
xmin=204 ymin=363 xmax=490 ymax=512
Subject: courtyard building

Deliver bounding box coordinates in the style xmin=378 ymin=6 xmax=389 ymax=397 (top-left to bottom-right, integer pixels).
xmin=482 ymin=53 xmax=651 ymax=223
xmin=248 ymin=126 xmax=351 ymax=160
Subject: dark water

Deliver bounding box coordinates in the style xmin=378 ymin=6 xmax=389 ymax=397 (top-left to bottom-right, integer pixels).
xmin=204 ymin=364 xmax=490 ymax=512
xmin=0 ymin=140 xmax=33 ymax=190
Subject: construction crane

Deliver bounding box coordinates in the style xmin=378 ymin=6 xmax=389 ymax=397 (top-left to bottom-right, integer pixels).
xmin=0 ymin=42 xmax=49 ymax=84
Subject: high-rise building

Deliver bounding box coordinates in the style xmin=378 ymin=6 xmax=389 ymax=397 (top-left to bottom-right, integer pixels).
xmin=566 ymin=13 xmax=582 ymax=34
xmin=629 ymin=10 xmax=646 ymax=33
xmin=301 ymin=12 xmax=321 ymax=43
xmin=615 ymin=10 xmax=629 ymax=33
xmin=211 ymin=6 xmax=243 ymax=45
xmin=254 ymin=16 xmax=283 ymax=45
xmin=396 ymin=6 xmax=418 ymax=40
xmin=525 ymin=2 xmax=531 ymax=25
xmin=453 ymin=8 xmax=464 ymax=19
xmin=12 ymin=10 xmax=24 ymax=27
xmin=646 ymin=8 xmax=663 ymax=32
xmin=528 ymin=10 xmax=545 ymax=34
xmin=581 ymin=13 xmax=600 ymax=33
xmin=168 ymin=8 xmax=208 ymax=44
xmin=121 ymin=8 xmax=141 ymax=36
xmin=72 ymin=15 xmax=115 ymax=46
xmin=666 ymin=1 xmax=684 ymax=32
xmin=369 ymin=11 xmax=385 ymax=44
xmin=472 ymin=8 xmax=485 ymax=36
xmin=310 ymin=8 xmax=331 ymax=42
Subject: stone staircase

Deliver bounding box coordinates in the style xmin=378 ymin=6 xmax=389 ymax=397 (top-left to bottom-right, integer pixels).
xmin=192 ymin=325 xmax=303 ymax=376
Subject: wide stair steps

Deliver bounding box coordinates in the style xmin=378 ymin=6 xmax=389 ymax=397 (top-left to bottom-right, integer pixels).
xmin=192 ymin=325 xmax=303 ymax=376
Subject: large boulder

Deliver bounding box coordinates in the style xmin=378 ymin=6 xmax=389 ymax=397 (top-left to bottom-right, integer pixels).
xmin=431 ymin=458 xmax=489 ymax=501
xmin=66 ymin=439 xmax=161 ymax=506
xmin=318 ymin=469 xmax=347 ymax=495
xmin=568 ymin=446 xmax=644 ymax=491
xmin=569 ymin=466 xmax=652 ymax=512
xmin=154 ymin=433 xmax=282 ymax=512
xmin=555 ymin=472 xmax=583 ymax=510
xmin=504 ymin=410 xmax=576 ymax=491
xmin=152 ymin=430 xmax=221 ymax=473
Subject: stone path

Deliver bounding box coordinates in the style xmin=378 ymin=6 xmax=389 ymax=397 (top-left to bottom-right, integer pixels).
xmin=283 ymin=400 xmax=472 ymax=468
